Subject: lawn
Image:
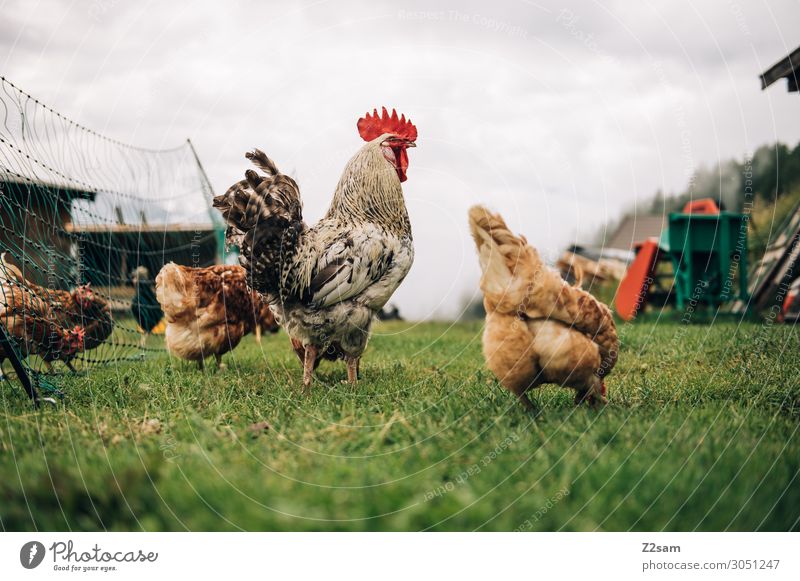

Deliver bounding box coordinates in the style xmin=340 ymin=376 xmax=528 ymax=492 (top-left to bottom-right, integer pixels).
xmin=1 ymin=318 xmax=798 ymax=531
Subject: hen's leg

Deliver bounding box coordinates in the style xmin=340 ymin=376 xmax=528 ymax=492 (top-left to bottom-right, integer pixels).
xmin=518 ymin=392 xmax=539 ymax=416
xmin=345 ymin=356 xmax=359 ymax=384
xmin=65 ymin=360 xmax=77 ymax=373
xmin=197 ymin=358 xmax=205 ymax=371
xmin=254 ymin=325 xmax=262 ymax=345
xmin=215 ymin=353 xmax=226 ymax=371
xmin=574 ymin=376 xmax=607 ymax=408
xmin=303 ymin=345 xmax=318 ymax=392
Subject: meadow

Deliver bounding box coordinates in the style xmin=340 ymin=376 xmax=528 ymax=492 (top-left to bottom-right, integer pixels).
xmin=1 ymin=318 xmax=798 ymax=531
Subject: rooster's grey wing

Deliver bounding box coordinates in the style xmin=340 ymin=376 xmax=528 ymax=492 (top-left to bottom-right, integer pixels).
xmin=306 ymin=225 xmax=399 ymax=308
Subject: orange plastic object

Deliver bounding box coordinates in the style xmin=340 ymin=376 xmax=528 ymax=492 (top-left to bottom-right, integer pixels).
xmin=780 ymin=292 xmax=795 ymax=323
xmin=682 ymin=198 xmax=720 ymax=215
xmin=615 ymin=238 xmax=661 ymax=320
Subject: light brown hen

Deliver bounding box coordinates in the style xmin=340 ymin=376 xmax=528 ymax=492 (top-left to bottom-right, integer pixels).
xmin=468 ymin=206 xmax=619 ymax=412
xmin=155 ymin=263 xmax=273 ymax=369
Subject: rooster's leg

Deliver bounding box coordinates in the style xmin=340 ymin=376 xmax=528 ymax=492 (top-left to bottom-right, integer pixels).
xmin=139 ymin=333 xmax=147 ymax=348
xmin=254 ymin=325 xmax=262 ymax=345
xmin=303 ymin=345 xmax=318 ymax=392
xmin=346 ymin=356 xmax=359 ymax=384
xmin=65 ymin=360 xmax=77 ymax=373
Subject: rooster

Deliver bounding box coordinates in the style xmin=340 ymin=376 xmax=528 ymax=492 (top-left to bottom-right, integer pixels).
xmin=213 ymin=107 xmax=417 ymax=389
xmin=156 ymin=263 xmax=273 ymax=369
xmin=468 ymin=206 xmax=619 ymax=412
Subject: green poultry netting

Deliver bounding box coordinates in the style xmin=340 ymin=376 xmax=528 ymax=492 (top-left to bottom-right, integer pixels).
xmin=0 ymin=76 xmax=222 ymax=402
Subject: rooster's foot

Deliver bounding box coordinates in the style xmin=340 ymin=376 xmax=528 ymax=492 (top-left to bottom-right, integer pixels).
xmin=345 ymin=356 xmax=359 ymax=385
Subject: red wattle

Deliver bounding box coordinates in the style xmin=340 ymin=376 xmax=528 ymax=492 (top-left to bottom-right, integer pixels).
xmin=396 ymin=147 xmax=408 ymax=182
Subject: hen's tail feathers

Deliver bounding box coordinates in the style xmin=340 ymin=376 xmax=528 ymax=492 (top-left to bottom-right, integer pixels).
xmin=571 ymin=263 xmax=585 ymax=288
xmin=155 ymin=262 xmax=194 ymax=318
xmin=468 ymin=206 xmax=531 ymax=308
xmin=468 ymin=205 xmax=619 ymax=377
xmin=0 ymin=252 xmax=25 ymax=287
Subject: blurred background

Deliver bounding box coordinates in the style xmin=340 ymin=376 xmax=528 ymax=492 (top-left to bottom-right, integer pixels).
xmin=2 ymin=0 xmax=798 ymax=320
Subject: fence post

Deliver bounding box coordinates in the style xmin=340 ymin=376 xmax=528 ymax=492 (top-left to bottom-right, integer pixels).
xmin=0 ymin=323 xmax=38 ymax=404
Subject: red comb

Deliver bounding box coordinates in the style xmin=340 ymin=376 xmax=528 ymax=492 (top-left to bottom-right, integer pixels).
xmin=357 ymin=107 xmax=417 ymax=142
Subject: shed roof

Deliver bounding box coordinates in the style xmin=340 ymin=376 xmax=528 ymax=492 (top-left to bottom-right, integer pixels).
xmin=605 ymin=214 xmax=665 ymax=251
xmin=0 ymin=176 xmax=96 ymax=202
xmin=760 ymin=45 xmax=800 ymax=92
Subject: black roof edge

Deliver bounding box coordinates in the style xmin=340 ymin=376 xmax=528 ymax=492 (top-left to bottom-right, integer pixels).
xmin=760 ymin=45 xmax=800 ymax=92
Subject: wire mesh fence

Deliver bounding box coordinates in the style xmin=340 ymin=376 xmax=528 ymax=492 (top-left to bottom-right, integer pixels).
xmin=0 ymin=76 xmax=222 ymax=402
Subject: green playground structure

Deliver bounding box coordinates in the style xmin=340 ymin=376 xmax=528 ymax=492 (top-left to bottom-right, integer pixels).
xmin=616 ymin=199 xmax=749 ymax=320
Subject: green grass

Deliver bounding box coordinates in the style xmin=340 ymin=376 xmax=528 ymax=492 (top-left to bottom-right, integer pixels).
xmin=1 ymin=319 xmax=799 ymax=531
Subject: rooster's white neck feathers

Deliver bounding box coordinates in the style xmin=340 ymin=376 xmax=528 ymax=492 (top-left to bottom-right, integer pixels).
xmin=325 ymin=136 xmax=411 ymax=237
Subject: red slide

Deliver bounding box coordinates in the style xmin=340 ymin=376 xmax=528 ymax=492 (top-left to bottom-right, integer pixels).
xmin=615 ymin=238 xmax=661 ymax=321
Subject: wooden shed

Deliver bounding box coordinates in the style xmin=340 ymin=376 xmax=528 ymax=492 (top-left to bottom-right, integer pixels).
xmin=0 ymin=176 xmax=95 ymax=288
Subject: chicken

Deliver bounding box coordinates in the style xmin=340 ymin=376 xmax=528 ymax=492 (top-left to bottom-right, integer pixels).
xmin=468 ymin=206 xmax=619 ymax=412
xmin=0 ymin=254 xmax=112 ymax=371
xmin=213 ymin=107 xmax=417 ymax=389
xmin=69 ymin=286 xmax=114 ymax=354
xmin=155 ymin=262 xmax=272 ymax=369
xmin=0 ymin=268 xmax=85 ymax=374
xmin=131 ymin=266 xmax=163 ymax=347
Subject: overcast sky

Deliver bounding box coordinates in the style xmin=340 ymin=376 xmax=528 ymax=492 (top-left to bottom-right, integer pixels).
xmin=2 ymin=0 xmax=799 ymax=319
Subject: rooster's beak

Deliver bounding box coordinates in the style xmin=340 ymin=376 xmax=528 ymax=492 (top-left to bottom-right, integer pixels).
xmin=406 ymin=142 xmax=416 ymax=148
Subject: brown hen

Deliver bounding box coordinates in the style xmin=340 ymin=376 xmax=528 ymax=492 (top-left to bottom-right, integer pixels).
xmin=0 ymin=254 xmax=107 ymax=372
xmin=468 ymin=206 xmax=619 ymax=412
xmin=155 ymin=263 xmax=273 ymax=369
xmin=0 ymin=272 xmax=85 ymax=374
